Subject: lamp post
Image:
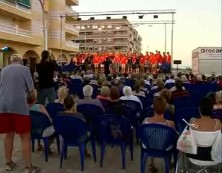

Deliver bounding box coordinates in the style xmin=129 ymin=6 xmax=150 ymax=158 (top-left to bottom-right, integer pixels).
xmin=59 ymin=15 xmax=65 ymax=60
xmin=164 ymin=23 xmax=167 ymax=53
xmin=171 ymin=13 xmax=174 ymax=70
xmin=39 ymin=0 xmax=48 ymax=50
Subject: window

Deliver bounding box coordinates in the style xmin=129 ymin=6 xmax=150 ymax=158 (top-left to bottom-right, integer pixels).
xmin=92 ymin=25 xmax=98 ymax=29
xmin=81 ymin=26 xmax=85 ymax=29
xmin=87 ymin=25 xmax=91 ymax=29
xmin=107 ymin=25 xmax=112 ymax=29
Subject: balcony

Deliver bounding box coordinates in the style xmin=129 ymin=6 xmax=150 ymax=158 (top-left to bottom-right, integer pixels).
xmin=65 ymin=6 xmax=78 ymax=20
xmin=65 ymin=23 xmax=79 ymax=36
xmin=66 ymin=0 xmax=79 ymax=6
xmin=65 ymin=41 xmax=79 ymax=52
xmin=0 ymin=23 xmax=42 ymax=45
xmin=0 ymin=0 xmax=31 ymax=20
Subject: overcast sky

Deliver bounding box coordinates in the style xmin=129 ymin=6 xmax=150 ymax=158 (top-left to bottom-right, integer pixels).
xmin=73 ymin=0 xmax=222 ymax=67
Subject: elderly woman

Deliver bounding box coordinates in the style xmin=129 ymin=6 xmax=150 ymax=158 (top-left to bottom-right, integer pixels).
xmin=213 ymin=91 xmax=222 ymax=110
xmin=77 ymin=85 xmax=105 ymax=112
xmin=120 ymin=86 xmax=143 ymax=109
xmin=55 ymin=86 xmax=68 ymax=104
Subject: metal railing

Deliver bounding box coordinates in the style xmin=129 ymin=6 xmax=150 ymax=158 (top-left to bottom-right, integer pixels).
xmin=65 ymin=41 xmax=79 ymax=49
xmin=65 ymin=23 xmax=79 ymax=34
xmin=0 ymin=23 xmax=31 ymax=37
xmin=0 ymin=0 xmax=31 ymax=13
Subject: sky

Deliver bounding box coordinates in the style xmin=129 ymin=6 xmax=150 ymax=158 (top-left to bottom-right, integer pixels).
xmin=73 ymin=0 xmax=222 ymax=67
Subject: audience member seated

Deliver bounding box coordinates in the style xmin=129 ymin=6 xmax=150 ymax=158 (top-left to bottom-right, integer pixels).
xmin=187 ymin=97 xmax=222 ymax=164
xmin=160 ymin=89 xmax=175 ymax=117
xmin=70 ymin=71 xmax=83 ymax=81
xmin=213 ymin=91 xmax=222 ymax=110
xmin=142 ymin=96 xmax=175 ymax=172
xmin=190 ymin=97 xmax=221 ymax=131
xmin=120 ymin=86 xmax=143 ymax=109
xmin=97 ymin=86 xmax=112 ymax=111
xmin=171 ymin=79 xmax=190 ymax=101
xmin=27 ymin=89 xmax=55 ymax=152
xmin=58 ymin=95 xmax=85 ymax=121
xmin=54 ymin=86 xmax=68 ymax=104
xmin=181 ymin=75 xmax=190 ymax=84
xmin=165 ymin=74 xmax=175 ymax=85
xmin=132 ymin=79 xmax=146 ymax=97
xmin=77 ymin=85 xmax=105 ymax=112
xmin=109 ymin=86 xmax=123 ymax=115
xmin=58 ymin=95 xmax=91 ymax=157
xmin=153 ymin=79 xmax=165 ymax=97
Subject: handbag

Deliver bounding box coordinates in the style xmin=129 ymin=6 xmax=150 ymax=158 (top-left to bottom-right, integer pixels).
xmin=177 ymin=125 xmax=197 ymax=154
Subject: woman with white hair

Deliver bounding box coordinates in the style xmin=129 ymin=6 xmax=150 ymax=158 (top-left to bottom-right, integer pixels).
xmin=77 ymin=85 xmax=105 ymax=112
xmin=119 ymin=86 xmax=143 ymax=109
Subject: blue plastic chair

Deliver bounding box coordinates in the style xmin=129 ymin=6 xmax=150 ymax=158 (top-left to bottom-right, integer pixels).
xmin=46 ymin=103 xmax=64 ymax=120
xmin=212 ymin=109 xmax=222 ymax=122
xmin=30 ymin=111 xmax=55 ymax=162
xmin=77 ymin=104 xmax=104 ymax=127
xmin=175 ymin=107 xmax=200 ymax=133
xmin=54 ymin=115 xmax=96 ymax=171
xmin=95 ymin=114 xmax=133 ymax=169
xmin=137 ymin=95 xmax=148 ymax=108
xmin=69 ymin=79 xmax=83 ymax=96
xmin=165 ymin=83 xmax=175 ymax=89
xmin=138 ymin=124 xmax=178 ymax=173
xmin=173 ymin=96 xmax=191 ymax=111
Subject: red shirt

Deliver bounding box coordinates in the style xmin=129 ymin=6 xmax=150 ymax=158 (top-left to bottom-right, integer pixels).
xmin=166 ymin=54 xmax=171 ymax=64
xmin=140 ymin=56 xmax=145 ymax=64
xmin=121 ymin=56 xmax=128 ymax=64
xmin=93 ymin=55 xmax=100 ymax=64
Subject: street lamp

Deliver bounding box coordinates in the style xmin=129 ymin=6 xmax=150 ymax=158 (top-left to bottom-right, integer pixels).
xmin=39 ymin=0 xmax=47 ymax=50
xmin=59 ymin=15 xmax=65 ymax=60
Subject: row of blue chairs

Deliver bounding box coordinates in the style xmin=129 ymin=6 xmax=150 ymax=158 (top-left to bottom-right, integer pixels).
xmin=30 ymin=110 xmax=179 ymax=173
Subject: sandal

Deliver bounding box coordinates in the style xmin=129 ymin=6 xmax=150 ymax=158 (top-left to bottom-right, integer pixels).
xmin=5 ymin=161 xmax=17 ymax=172
xmin=24 ymin=165 xmax=40 ymax=173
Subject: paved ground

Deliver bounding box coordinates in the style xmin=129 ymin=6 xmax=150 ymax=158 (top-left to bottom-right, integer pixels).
xmin=0 ymin=135 xmax=174 ymax=173
xmin=0 ymin=135 xmax=220 ymax=173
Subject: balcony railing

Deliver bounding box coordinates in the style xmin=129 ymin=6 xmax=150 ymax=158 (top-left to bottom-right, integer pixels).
xmin=0 ymin=23 xmax=31 ymax=37
xmin=0 ymin=0 xmax=31 ymax=13
xmin=65 ymin=6 xmax=78 ymax=16
xmin=65 ymin=41 xmax=79 ymax=49
xmin=65 ymin=24 xmax=79 ymax=34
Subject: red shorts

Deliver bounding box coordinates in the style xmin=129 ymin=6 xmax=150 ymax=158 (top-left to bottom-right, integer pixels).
xmin=0 ymin=113 xmax=31 ymax=134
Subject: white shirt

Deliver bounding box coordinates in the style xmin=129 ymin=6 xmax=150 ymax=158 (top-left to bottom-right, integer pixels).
xmin=165 ymin=79 xmax=175 ymax=85
xmin=119 ymin=95 xmax=143 ymax=109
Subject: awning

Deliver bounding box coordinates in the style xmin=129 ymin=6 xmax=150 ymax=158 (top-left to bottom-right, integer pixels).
xmin=17 ymin=0 xmax=31 ymax=9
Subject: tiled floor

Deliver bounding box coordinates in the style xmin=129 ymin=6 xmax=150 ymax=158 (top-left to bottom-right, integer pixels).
xmin=0 ymin=135 xmax=173 ymax=173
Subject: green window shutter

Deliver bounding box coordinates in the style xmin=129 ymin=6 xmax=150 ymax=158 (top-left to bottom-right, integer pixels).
xmin=17 ymin=0 xmax=31 ymax=9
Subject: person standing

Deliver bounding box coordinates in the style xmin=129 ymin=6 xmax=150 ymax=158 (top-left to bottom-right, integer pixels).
xmin=0 ymin=54 xmax=40 ymax=172
xmin=103 ymin=57 xmax=112 ymax=77
xmin=36 ymin=50 xmax=56 ymax=105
